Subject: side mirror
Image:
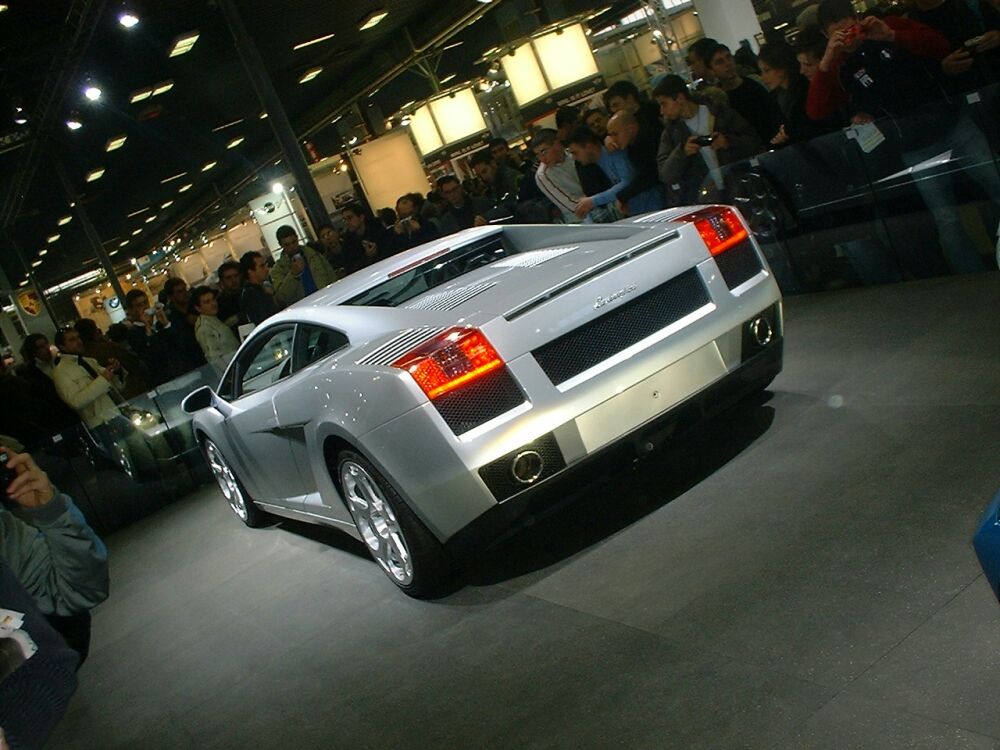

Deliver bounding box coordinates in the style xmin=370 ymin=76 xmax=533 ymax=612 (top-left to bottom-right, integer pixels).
xmin=181 ymin=385 xmax=213 ymax=414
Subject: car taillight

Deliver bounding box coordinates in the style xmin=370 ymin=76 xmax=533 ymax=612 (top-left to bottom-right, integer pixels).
xmin=676 ymin=206 xmax=748 ymax=256
xmin=393 ymin=327 xmax=504 ymax=400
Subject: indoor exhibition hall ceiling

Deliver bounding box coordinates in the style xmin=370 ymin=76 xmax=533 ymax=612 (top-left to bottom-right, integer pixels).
xmin=0 ymin=0 xmax=624 ymax=292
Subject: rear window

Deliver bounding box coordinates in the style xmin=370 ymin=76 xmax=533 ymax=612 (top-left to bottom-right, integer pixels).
xmin=344 ymin=233 xmax=516 ymax=308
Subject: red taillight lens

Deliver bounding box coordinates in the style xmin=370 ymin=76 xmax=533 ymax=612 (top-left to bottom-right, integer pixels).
xmin=393 ymin=327 xmax=504 ymax=400
xmin=676 ymin=206 xmax=748 ymax=256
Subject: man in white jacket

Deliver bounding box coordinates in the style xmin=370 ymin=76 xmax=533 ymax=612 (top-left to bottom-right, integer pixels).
xmin=51 ymin=328 xmax=122 ymax=430
xmin=192 ymin=286 xmax=240 ymax=374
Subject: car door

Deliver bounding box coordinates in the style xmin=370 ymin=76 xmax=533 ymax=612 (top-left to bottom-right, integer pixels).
xmin=271 ymin=322 xmax=353 ymax=524
xmin=221 ymin=324 xmax=305 ymax=506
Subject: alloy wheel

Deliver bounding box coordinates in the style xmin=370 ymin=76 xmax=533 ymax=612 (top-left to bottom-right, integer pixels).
xmin=340 ymin=460 xmax=413 ymax=585
xmin=205 ymin=441 xmax=247 ymax=522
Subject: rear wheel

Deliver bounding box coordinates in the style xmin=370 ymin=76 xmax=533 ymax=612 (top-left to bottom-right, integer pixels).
xmin=337 ymin=450 xmax=452 ymax=597
xmin=204 ymin=439 xmax=266 ymax=527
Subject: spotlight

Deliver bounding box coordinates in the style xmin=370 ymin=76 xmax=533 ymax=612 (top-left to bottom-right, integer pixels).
xmin=84 ymin=85 xmax=102 ymax=101
xmin=66 ymin=118 xmax=83 ymax=131
xmin=271 ymin=182 xmax=283 ymax=194
xmin=119 ymin=12 xmax=139 ymax=28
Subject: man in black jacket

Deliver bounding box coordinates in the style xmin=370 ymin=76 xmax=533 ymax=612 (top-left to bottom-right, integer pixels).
xmin=605 ymin=110 xmax=666 ymax=216
xmin=238 ymin=251 xmax=278 ymax=326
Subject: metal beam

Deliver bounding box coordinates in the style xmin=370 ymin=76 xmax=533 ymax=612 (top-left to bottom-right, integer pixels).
xmin=50 ymin=152 xmax=127 ymax=307
xmin=217 ymin=0 xmax=329 ymax=235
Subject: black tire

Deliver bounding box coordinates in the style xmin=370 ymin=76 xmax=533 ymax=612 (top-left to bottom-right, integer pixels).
xmin=202 ymin=439 xmax=267 ymax=528
xmin=336 ymin=450 xmax=452 ymax=597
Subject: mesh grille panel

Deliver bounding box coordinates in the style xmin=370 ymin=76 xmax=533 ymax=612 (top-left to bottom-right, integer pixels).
xmin=715 ymin=241 xmax=762 ymax=289
xmin=533 ymin=268 xmax=710 ymax=386
xmin=477 ymin=433 xmax=567 ymax=502
xmin=432 ymin=367 xmax=525 ymax=434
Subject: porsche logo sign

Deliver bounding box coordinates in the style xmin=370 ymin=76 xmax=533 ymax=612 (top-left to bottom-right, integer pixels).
xmin=17 ymin=289 xmax=41 ymax=316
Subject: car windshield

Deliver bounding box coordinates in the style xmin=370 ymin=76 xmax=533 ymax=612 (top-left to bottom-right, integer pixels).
xmin=343 ymin=232 xmax=517 ymax=308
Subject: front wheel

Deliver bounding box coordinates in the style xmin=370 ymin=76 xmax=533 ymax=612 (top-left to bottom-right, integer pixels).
xmin=337 ymin=451 xmax=452 ymax=597
xmin=203 ymin=439 xmax=266 ymax=527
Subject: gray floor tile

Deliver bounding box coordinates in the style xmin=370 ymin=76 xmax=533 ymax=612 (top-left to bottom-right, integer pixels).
xmin=780 ymin=692 xmax=999 ymax=750
xmin=842 ymin=577 xmax=1000 ymax=741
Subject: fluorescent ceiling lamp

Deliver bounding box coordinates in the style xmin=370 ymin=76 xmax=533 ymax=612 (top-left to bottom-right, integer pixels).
xmin=105 ymin=134 xmax=127 ymax=151
xmin=438 ymin=73 xmax=457 ymax=84
xmin=226 ymin=136 xmax=244 ymax=149
xmin=160 ymin=172 xmax=186 ymax=184
xmin=201 ymin=161 xmax=217 ymax=172
xmin=178 ymin=183 xmax=192 ymax=192
xmin=259 ymin=111 xmax=268 ymax=119
xmin=14 ymin=116 xmax=27 ymax=125
xmin=168 ymin=31 xmax=200 ymax=57
xmin=39 ymin=249 xmax=48 ymax=257
xmin=58 ymin=215 xmax=73 ymax=225
xmin=85 ymin=167 xmax=105 ymax=182
xmin=127 ymin=207 xmax=148 ymax=217
xmin=119 ymin=240 xmax=129 ymax=247
xmin=31 ymin=260 xmax=42 ymax=268
xmin=442 ymin=41 xmax=463 ymax=50
xmin=145 ymin=215 xmax=157 ymax=223
xmin=160 ymin=200 xmax=174 ymax=208
xmin=298 ymin=66 xmax=323 ymax=84
xmin=47 ymin=234 xmax=60 ymax=243
xmin=66 ymin=118 xmax=83 ymax=130
xmin=129 ymin=88 xmax=152 ymax=103
xmin=358 ymin=9 xmax=388 ymax=30
xmin=293 ymin=32 xmax=335 ymax=50
xmin=109 ymin=249 xmax=119 ymax=256
xmin=152 ymin=80 xmax=174 ymax=95
xmin=132 ymin=228 xmax=142 ymax=235
xmin=19 ymin=280 xmax=28 ymax=287
xmin=84 ymin=86 xmax=102 ymax=101
xmin=118 ymin=12 xmax=138 ymax=28
xmin=212 ymin=118 xmax=243 ymax=132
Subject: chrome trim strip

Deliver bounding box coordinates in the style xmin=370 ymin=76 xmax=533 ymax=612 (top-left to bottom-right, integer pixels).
xmin=502 ymin=229 xmax=679 ymax=321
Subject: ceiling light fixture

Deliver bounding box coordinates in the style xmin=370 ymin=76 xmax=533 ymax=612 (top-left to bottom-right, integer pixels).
xmin=14 ymin=116 xmax=27 ymax=125
xmin=47 ymin=234 xmax=60 ymax=243
xmin=119 ymin=240 xmax=129 ymax=247
xmin=31 ymin=260 xmax=42 ymax=268
xmin=129 ymin=88 xmax=152 ymax=103
xmin=168 ymin=31 xmax=200 ymax=57
xmin=160 ymin=200 xmax=174 ymax=208
xmin=293 ymin=32 xmax=335 ymax=51
xmin=66 ymin=118 xmax=83 ymax=131
xmin=259 ymin=111 xmax=268 ymax=119
xmin=226 ymin=136 xmax=244 ymax=149
xmin=132 ymin=228 xmax=142 ymax=235
xmin=105 ymin=134 xmax=127 ymax=151
xmin=118 ymin=11 xmax=139 ymax=28
xmin=201 ymin=160 xmax=216 ymax=172
xmin=358 ymin=9 xmax=388 ymax=30
xmin=271 ymin=182 xmax=283 ymax=194
xmin=160 ymin=172 xmax=186 ymax=184
xmin=211 ymin=118 xmax=243 ymax=132
xmin=84 ymin=85 xmax=102 ymax=101
xmin=85 ymin=167 xmax=105 ymax=182
xmin=442 ymin=41 xmax=463 ymax=50
xmin=58 ymin=215 xmax=73 ymax=226
xmin=298 ymin=66 xmax=323 ymax=84
xmin=145 ymin=215 xmax=157 ymax=223
xmin=178 ymin=183 xmax=192 ymax=192
xmin=152 ymin=80 xmax=174 ymax=96
xmin=39 ymin=249 xmax=48 ymax=257
xmin=126 ymin=207 xmax=149 ymax=217
xmin=438 ymin=73 xmax=457 ymax=84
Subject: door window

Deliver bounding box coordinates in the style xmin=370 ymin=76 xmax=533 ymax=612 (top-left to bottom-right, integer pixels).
xmin=236 ymin=326 xmax=296 ymax=397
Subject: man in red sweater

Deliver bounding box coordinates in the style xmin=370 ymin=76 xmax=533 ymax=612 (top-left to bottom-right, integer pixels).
xmin=807 ymin=0 xmax=996 ymax=274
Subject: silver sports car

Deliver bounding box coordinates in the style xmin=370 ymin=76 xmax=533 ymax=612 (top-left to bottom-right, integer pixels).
xmin=182 ymin=205 xmax=783 ymax=596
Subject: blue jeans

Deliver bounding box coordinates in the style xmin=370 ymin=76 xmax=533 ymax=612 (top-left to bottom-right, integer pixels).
xmin=901 ymin=113 xmax=999 ymax=274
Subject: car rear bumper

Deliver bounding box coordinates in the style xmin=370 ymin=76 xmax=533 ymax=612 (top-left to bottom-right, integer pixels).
xmin=445 ymin=331 xmax=783 ymax=556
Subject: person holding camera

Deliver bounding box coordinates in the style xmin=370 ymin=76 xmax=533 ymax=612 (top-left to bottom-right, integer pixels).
xmin=653 ymin=74 xmax=762 ymax=206
xmin=123 ymin=289 xmax=175 ymax=386
xmin=0 ymin=446 xmax=109 ymax=669
xmin=388 ymin=193 xmax=441 ymax=255
xmin=270 ymin=225 xmax=337 ymax=308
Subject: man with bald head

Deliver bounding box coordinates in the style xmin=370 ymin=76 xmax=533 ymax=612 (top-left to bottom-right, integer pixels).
xmin=604 ymin=110 xmax=666 ymax=217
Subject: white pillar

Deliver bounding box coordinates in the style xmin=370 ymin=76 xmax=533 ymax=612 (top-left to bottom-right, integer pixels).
xmin=692 ymin=0 xmax=764 ymax=51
